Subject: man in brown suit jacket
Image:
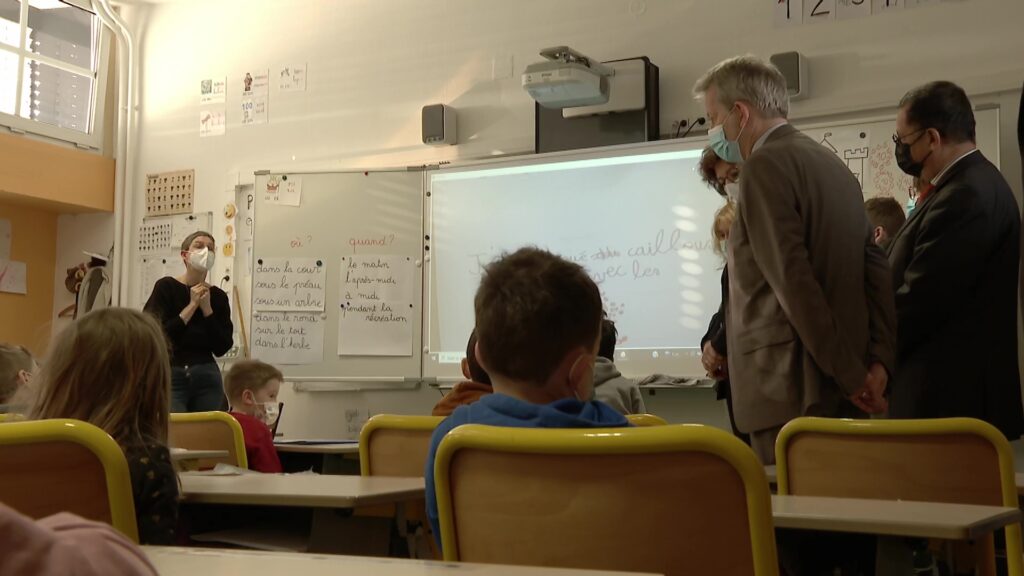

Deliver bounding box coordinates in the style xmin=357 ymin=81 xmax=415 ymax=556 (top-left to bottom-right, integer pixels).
xmin=693 ymin=56 xmax=897 ymax=463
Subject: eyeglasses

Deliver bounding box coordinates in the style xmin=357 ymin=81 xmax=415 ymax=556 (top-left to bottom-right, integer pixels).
xmin=892 ymin=128 xmax=927 ymax=146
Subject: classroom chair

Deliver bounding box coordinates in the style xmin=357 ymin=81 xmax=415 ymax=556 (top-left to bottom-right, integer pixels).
xmin=626 ymin=413 xmax=668 ymax=426
xmin=359 ymin=414 xmax=444 ymax=477
xmin=435 ymin=423 xmax=778 ymax=576
xmin=358 ymin=414 xmax=444 ymax=559
xmin=0 ymin=418 xmax=139 ymax=542
xmin=775 ymin=417 xmax=1023 ymax=576
xmin=169 ymin=411 xmax=248 ymax=469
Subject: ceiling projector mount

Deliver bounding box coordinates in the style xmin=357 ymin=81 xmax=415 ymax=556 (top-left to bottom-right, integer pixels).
xmin=522 ymin=46 xmax=615 ymax=109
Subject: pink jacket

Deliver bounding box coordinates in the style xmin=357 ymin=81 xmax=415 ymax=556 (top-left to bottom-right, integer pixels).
xmin=0 ymin=503 xmax=157 ymax=576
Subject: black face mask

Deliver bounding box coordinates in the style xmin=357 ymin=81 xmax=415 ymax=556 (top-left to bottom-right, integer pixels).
xmin=894 ymin=129 xmax=932 ymax=177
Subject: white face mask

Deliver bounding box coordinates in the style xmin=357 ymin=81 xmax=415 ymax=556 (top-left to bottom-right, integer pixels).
xmin=724 ymin=182 xmax=740 ymax=199
xmin=188 ymin=247 xmax=215 ymax=272
xmin=259 ymin=401 xmax=280 ymax=427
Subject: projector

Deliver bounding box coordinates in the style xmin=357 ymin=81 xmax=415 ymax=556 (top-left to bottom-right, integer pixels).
xmin=522 ymin=46 xmax=613 ymax=109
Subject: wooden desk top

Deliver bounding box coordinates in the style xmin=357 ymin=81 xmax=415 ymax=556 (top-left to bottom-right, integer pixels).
xmin=143 ymin=546 xmax=661 ymax=576
xmin=274 ymin=441 xmax=360 ymax=455
xmin=170 ymin=449 xmax=229 ymax=462
xmin=771 ymin=495 xmax=1021 ymax=540
xmin=179 ymin=473 xmax=424 ymax=509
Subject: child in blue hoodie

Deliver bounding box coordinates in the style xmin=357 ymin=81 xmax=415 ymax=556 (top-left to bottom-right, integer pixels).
xmin=424 ymin=247 xmax=630 ymax=547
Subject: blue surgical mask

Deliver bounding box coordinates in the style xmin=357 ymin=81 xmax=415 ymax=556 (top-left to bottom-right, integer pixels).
xmin=906 ymin=196 xmax=917 ymax=216
xmin=708 ymin=108 xmax=746 ymax=164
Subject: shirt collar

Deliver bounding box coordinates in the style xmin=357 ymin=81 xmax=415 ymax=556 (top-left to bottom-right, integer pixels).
xmin=752 ymin=122 xmax=787 ymax=154
xmin=930 ymin=148 xmax=978 ymax=186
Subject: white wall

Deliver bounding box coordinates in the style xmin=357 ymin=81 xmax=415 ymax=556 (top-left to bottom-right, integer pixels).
xmin=51 ymin=212 xmax=115 ymax=338
xmin=119 ymin=0 xmax=1024 ymax=435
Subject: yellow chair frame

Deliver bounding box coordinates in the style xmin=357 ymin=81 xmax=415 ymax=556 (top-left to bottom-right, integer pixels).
xmin=626 ymin=413 xmax=669 ymax=426
xmin=776 ymin=417 xmax=1022 ymax=576
xmin=358 ymin=414 xmax=444 ymax=477
xmin=170 ymin=411 xmax=248 ymax=469
xmin=0 ymin=419 xmax=139 ymax=542
xmin=435 ymin=423 xmax=778 ymax=575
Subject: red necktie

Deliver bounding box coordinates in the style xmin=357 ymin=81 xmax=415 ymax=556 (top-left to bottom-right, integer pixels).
xmin=916 ymin=183 xmax=936 ymax=205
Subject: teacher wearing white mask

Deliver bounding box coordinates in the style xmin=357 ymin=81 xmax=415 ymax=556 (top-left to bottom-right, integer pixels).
xmin=144 ymin=231 xmax=233 ymax=412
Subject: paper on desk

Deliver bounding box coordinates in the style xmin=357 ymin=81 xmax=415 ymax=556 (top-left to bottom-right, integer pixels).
xmin=182 ymin=463 xmax=256 ymax=476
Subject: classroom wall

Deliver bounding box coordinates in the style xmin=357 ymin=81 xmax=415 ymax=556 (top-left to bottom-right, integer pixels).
xmin=0 ymin=202 xmax=57 ymax=356
xmin=121 ymin=0 xmax=1024 ymax=435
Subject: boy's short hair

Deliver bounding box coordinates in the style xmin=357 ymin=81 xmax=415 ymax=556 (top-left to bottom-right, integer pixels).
xmin=0 ymin=344 xmax=33 ymax=404
xmin=224 ymin=360 xmax=283 ymax=403
xmin=464 ymin=329 xmax=491 ymax=385
xmin=864 ymin=196 xmax=907 ymax=239
xmin=474 ymin=247 xmax=602 ymax=384
xmin=181 ymin=230 xmax=215 ymax=252
xmin=598 ymin=318 xmax=618 ymax=360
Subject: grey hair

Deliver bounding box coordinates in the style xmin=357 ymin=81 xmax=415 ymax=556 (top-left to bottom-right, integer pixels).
xmin=693 ymin=55 xmax=790 ymax=119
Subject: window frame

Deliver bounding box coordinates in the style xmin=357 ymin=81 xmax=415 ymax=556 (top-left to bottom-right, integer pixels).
xmin=0 ymin=0 xmax=111 ymax=151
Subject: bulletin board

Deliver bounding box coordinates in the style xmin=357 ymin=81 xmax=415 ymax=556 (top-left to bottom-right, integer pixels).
xmin=251 ymin=169 xmax=426 ymax=382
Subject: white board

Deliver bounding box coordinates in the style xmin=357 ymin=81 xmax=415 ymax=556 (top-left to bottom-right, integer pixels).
xmin=251 ymin=170 xmax=424 ymax=381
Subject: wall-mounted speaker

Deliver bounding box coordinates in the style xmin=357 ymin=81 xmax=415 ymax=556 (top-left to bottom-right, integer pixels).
xmin=770 ymin=51 xmax=808 ymax=101
xmin=422 ymin=104 xmax=457 ymax=146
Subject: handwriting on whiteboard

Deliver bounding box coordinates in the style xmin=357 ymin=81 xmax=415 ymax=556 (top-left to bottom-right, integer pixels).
xmin=347 ymin=233 xmax=396 ymax=253
xmin=253 ymin=257 xmax=326 ymax=312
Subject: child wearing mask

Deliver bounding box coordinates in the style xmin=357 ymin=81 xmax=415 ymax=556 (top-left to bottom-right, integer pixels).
xmin=224 ymin=360 xmax=283 ymax=473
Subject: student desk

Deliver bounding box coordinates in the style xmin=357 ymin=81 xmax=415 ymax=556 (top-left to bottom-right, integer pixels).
xmin=772 ymin=495 xmax=1021 ymax=576
xmin=771 ymin=495 xmax=1020 ymax=540
xmin=179 ymin=473 xmax=422 ymax=508
xmin=170 ymin=449 xmax=229 ymax=471
xmin=180 ymin=473 xmax=424 ymax=556
xmin=143 ymin=546 xmax=662 ymax=576
xmin=274 ymin=440 xmax=360 ymax=475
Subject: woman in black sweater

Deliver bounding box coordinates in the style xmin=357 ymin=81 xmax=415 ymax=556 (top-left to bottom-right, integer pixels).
xmin=697 ymin=148 xmax=748 ymax=444
xmin=144 ymin=231 xmax=233 ymax=412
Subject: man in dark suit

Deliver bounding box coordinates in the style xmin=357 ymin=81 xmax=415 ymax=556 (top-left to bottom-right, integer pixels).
xmin=888 ymin=81 xmax=1023 ymax=439
xmin=692 ymin=56 xmax=897 ymax=464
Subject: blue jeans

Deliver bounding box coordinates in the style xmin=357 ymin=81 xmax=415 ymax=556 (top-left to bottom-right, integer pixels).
xmin=171 ymin=363 xmax=226 ymax=413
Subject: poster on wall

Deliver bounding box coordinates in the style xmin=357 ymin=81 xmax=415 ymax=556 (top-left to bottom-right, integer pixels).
xmin=0 ymin=259 xmax=27 ymax=294
xmin=241 ymin=69 xmax=269 ymax=125
xmin=199 ymin=109 xmax=226 ymax=137
xmin=251 ymin=311 xmax=325 ymax=365
xmin=279 ymin=64 xmax=307 ymax=92
xmin=336 ymin=255 xmax=416 ymax=357
xmin=263 ymin=174 xmax=302 ymax=207
xmin=199 ymin=76 xmax=226 ymax=105
xmin=836 ymin=0 xmax=872 ymax=19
